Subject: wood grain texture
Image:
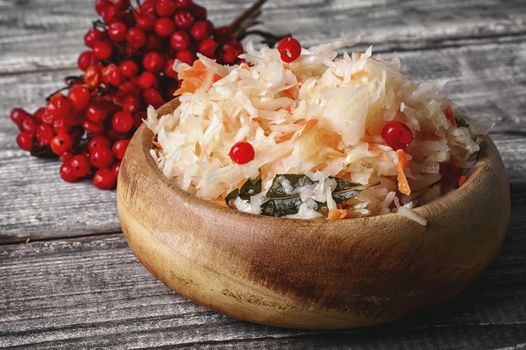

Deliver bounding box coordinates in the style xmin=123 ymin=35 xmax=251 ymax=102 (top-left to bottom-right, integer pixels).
xmin=1 ymin=0 xmax=526 ymax=243
xmin=0 ymin=0 xmax=525 ymax=346
xmin=2 ymin=0 xmax=526 ymax=74
xmin=116 ymin=105 xmax=511 ymax=329
xmin=2 ymin=38 xmax=526 ymax=242
xmin=0 ymin=208 xmax=524 ymax=349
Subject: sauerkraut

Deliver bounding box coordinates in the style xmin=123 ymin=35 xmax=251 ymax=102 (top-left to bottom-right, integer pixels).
xmin=145 ymin=39 xmax=490 ymax=224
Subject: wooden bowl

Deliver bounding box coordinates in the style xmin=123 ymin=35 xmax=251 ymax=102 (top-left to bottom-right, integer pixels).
xmin=117 ymin=101 xmax=510 ymax=329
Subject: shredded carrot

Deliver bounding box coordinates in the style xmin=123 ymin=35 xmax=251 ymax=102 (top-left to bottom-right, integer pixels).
xmin=298 ymin=119 xmax=319 ymax=138
xmin=336 ymin=170 xmax=352 ymax=180
xmin=443 ymin=105 xmax=457 ymax=127
xmin=328 ymin=208 xmax=347 ymax=220
xmin=281 ymin=86 xmax=298 ymax=100
xmin=175 ymin=60 xmax=221 ymax=95
xmin=396 ymin=149 xmax=411 ymax=196
xmin=458 ymin=175 xmax=468 ymax=187
xmin=276 ymin=131 xmax=295 ymax=143
xmin=318 ymin=129 xmax=342 ymax=149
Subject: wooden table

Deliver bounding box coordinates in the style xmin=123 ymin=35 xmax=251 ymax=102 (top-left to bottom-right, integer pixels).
xmin=1 ymin=0 xmax=525 ymax=348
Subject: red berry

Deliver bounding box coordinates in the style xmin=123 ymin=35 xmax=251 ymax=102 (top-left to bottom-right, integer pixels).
xmin=50 ymin=132 xmax=73 ymax=155
xmin=140 ymin=0 xmax=156 ymax=13
xmin=93 ymin=169 xmax=117 ymax=189
xmin=116 ymin=81 xmax=141 ymax=99
xmin=143 ymin=88 xmax=164 ymax=108
xmin=198 ymin=38 xmax=217 ymax=57
xmin=112 ymin=111 xmax=134 ymax=133
xmin=190 ymin=20 xmax=213 ymax=41
xmin=112 ymin=139 xmax=130 ymax=160
xmin=229 ymin=141 xmax=255 ymax=165
xmin=123 ymin=95 xmax=141 ymax=113
xmin=88 ymin=135 xmax=112 ymax=153
xmin=136 ymin=13 xmax=157 ymax=32
xmin=174 ymin=10 xmax=194 ymax=30
xmin=176 ymin=50 xmax=194 ymax=65
xmin=156 ymin=0 xmax=176 ymax=17
xmin=34 ymin=107 xmax=53 ymax=125
xmin=83 ymin=120 xmax=105 ymax=134
xmin=90 ymin=147 xmax=114 ymax=169
xmin=126 ymin=27 xmax=147 ymax=48
xmin=107 ymin=21 xmax=128 ymax=42
xmin=101 ymin=4 xmax=119 ymax=24
xmin=77 ymin=51 xmax=97 ymax=71
xmin=137 ymin=71 xmax=159 ymax=90
xmin=277 ymin=36 xmax=302 ymax=63
xmin=53 ymin=118 xmax=69 ymax=134
xmin=60 ymin=160 xmax=80 ymax=182
xmin=84 ymin=65 xmax=102 ymax=88
xmin=10 ymin=108 xmax=30 ymax=129
xmin=163 ymin=58 xmax=178 ymax=79
xmin=175 ymin=0 xmax=192 ymax=9
xmin=118 ymin=60 xmax=139 ymax=77
xmin=142 ymin=51 xmax=164 ymax=72
xmin=21 ymin=115 xmax=36 ymax=135
xmin=170 ymin=30 xmax=190 ymax=50
xmin=111 ymin=0 xmax=130 ymax=11
xmin=70 ymin=154 xmax=91 ymax=178
xmin=16 ymin=131 xmax=34 ymax=151
xmin=381 ymin=121 xmax=413 ymax=150
xmin=112 ymin=161 xmax=122 ymax=178
xmin=221 ymin=43 xmax=241 ymax=64
xmin=93 ymin=40 xmax=113 ymax=60
xmin=102 ymin=64 xmax=123 ymax=86
xmin=68 ymin=85 xmax=90 ymax=110
xmin=214 ymin=26 xmax=231 ymax=41
xmin=96 ymin=0 xmax=109 ymax=15
xmin=59 ymin=151 xmax=74 ymax=162
xmin=86 ymin=103 xmax=109 ymax=123
xmin=36 ymin=124 xmax=54 ymax=146
xmin=190 ymin=3 xmax=207 ymax=20
xmin=84 ymin=29 xmax=105 ymax=48
xmin=47 ymin=93 xmax=71 ymax=121
xmin=145 ymin=34 xmax=162 ymax=51
xmin=154 ymin=17 xmax=175 ymax=37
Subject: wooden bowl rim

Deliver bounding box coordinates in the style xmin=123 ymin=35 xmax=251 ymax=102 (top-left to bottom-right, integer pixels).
xmin=135 ymin=119 xmax=499 ymax=228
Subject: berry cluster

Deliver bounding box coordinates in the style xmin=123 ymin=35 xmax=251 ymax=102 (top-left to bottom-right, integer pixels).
xmin=10 ymin=0 xmax=245 ymax=190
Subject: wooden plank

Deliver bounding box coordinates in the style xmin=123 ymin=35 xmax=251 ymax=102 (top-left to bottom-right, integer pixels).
xmin=0 ymin=193 xmax=525 ymax=350
xmin=1 ymin=39 xmax=526 ymax=243
xmin=1 ymin=0 xmax=526 ymax=74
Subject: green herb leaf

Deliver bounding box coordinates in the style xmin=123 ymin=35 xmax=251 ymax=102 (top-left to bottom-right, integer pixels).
xmin=259 ymin=174 xmax=314 ymax=217
xmin=225 ymin=173 xmax=364 ymax=217
xmin=225 ymin=189 xmax=240 ymax=208
xmin=238 ymin=176 xmax=262 ymax=199
xmin=260 ymin=197 xmax=304 ymax=217
xmin=331 ymin=177 xmax=364 ymax=204
xmin=225 ymin=176 xmax=262 ymax=208
xmin=266 ymin=174 xmax=314 ymax=198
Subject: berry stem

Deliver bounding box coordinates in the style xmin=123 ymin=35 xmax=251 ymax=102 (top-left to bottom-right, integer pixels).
xmin=229 ymin=0 xmax=267 ymax=39
xmin=44 ymin=86 xmax=70 ymax=102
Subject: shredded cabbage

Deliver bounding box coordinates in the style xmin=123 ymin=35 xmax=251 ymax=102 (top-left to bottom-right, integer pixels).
xmin=146 ymin=40 xmax=487 ymax=224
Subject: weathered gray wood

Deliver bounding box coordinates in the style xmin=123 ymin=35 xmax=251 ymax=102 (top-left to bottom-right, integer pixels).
xmin=1 ymin=39 xmax=526 ymax=243
xmin=0 ymin=203 xmax=525 ymax=349
xmin=1 ymin=0 xmax=526 ymax=74
xmin=1 ymin=0 xmax=526 ymax=347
